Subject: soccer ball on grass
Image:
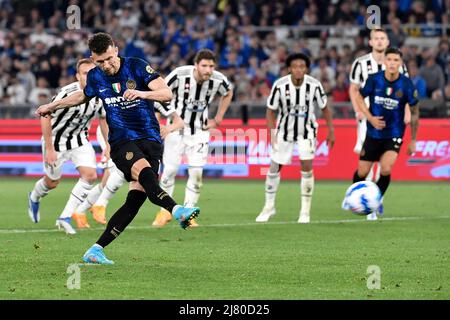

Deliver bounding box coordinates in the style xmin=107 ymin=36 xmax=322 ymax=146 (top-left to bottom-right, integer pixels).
xmin=342 ymin=181 xmax=382 ymax=215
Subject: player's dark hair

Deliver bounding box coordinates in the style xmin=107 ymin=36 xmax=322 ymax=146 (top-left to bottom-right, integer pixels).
xmin=88 ymin=32 xmax=115 ymax=54
xmin=385 ymin=47 xmax=403 ymax=58
xmin=286 ymin=53 xmax=310 ymax=68
xmin=76 ymin=58 xmax=94 ymax=71
xmin=194 ymin=49 xmax=216 ymax=64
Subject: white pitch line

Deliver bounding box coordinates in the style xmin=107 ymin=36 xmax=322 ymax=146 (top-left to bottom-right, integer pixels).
xmin=0 ymin=215 xmax=449 ymax=234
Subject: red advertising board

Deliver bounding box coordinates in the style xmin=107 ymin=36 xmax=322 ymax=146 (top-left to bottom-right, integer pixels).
xmin=0 ymin=119 xmax=449 ymax=180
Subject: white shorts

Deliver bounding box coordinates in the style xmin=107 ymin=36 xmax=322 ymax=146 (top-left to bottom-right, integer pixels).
xmin=271 ymin=134 xmax=316 ymax=165
xmin=354 ymin=118 xmax=367 ymax=154
xmin=43 ymin=143 xmax=97 ymax=180
xmin=163 ymin=130 xmax=210 ymax=168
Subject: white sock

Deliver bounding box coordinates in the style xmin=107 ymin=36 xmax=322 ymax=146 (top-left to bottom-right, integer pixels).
xmin=30 ymin=178 xmax=51 ymax=202
xmin=265 ymin=172 xmax=280 ymax=207
xmin=95 ymin=168 xmax=124 ymax=207
xmin=184 ymin=167 xmax=203 ymax=207
xmin=172 ymin=205 xmax=181 ymax=214
xmin=300 ymin=171 xmax=314 ymax=215
xmin=75 ymin=184 xmax=102 ymax=214
xmin=160 ymin=165 xmax=178 ymax=197
xmin=59 ymin=179 xmax=95 ymax=219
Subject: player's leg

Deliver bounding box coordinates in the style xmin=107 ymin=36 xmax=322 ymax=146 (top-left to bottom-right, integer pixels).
xmin=355 ymin=118 xmax=379 ymax=182
xmin=73 ymin=168 xmax=108 ymax=228
xmin=28 ymin=175 xmax=60 ymax=223
xmin=354 ymin=136 xmax=381 ymax=220
xmin=256 ymin=161 xmax=282 ymax=223
xmin=28 ymin=149 xmax=65 ymax=223
xmin=153 ymin=132 xmax=183 ymax=227
xmin=378 ymin=150 xmax=399 ymax=196
xmin=83 ymin=182 xmax=147 ymax=265
xmin=182 ymin=132 xmax=209 ymax=227
xmin=114 ymin=140 xmax=199 ymax=229
xmin=256 ymin=137 xmax=292 ymax=222
xmin=56 ymin=145 xmax=98 ymax=234
xmin=90 ymin=165 xmax=125 ymax=225
xmin=297 ymin=137 xmax=317 ymax=224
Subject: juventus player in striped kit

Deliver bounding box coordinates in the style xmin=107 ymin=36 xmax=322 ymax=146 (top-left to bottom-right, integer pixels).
xmin=349 ymin=28 xmax=409 ymax=221
xmin=256 ymin=53 xmax=335 ymax=224
xmin=152 ymin=49 xmax=233 ymax=227
xmin=28 ymin=58 xmax=108 ymax=234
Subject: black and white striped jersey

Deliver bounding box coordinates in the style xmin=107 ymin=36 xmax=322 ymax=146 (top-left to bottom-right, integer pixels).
xmin=164 ymin=65 xmax=232 ymax=135
xmin=48 ymin=82 xmax=104 ymax=152
xmin=350 ymin=52 xmax=408 ymax=87
xmin=268 ymin=74 xmax=327 ymax=142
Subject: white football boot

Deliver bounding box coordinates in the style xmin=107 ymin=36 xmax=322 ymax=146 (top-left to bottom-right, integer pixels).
xmin=56 ymin=218 xmax=77 ymax=235
xmin=256 ymin=204 xmax=276 ymax=222
xmin=298 ymin=212 xmax=310 ymax=224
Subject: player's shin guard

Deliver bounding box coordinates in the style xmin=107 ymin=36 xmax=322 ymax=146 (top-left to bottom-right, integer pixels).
xmin=138 ymin=167 xmax=177 ymax=212
xmin=265 ymin=172 xmax=280 ymax=207
xmin=96 ymin=190 xmax=147 ymax=248
xmin=30 ymin=178 xmax=51 ymax=202
xmin=75 ymin=183 xmax=102 ymax=213
xmin=95 ymin=168 xmax=124 ymax=207
xmin=59 ymin=179 xmax=95 ymax=219
xmin=376 ymin=174 xmax=391 ymax=196
xmin=160 ymin=164 xmax=178 ymax=197
xmin=366 ymin=162 xmax=381 ymax=182
xmin=184 ymin=167 xmax=203 ymax=207
xmin=300 ymin=171 xmax=314 ymax=214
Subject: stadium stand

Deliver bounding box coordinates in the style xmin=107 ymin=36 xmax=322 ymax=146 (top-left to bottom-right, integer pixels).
xmin=0 ymin=0 xmax=449 ymax=119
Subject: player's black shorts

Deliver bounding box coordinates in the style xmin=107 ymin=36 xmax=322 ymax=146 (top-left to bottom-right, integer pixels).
xmin=360 ymin=136 xmax=403 ymax=162
xmin=110 ymin=139 xmax=163 ymax=182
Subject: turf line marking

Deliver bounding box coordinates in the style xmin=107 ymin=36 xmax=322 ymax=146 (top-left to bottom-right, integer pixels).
xmin=1 ymin=215 xmax=449 ymax=234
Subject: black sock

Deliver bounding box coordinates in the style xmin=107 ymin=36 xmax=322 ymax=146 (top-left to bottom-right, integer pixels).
xmin=376 ymin=174 xmax=391 ymax=196
xmin=96 ymin=190 xmax=147 ymax=248
xmin=138 ymin=167 xmax=177 ymax=212
xmin=353 ymin=170 xmax=365 ymax=183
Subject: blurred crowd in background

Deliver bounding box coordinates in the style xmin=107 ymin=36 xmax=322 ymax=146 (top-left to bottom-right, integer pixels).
xmin=0 ymin=0 xmax=449 ymax=118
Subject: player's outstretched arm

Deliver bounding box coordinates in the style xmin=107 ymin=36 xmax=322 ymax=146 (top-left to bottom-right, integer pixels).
xmin=321 ymin=106 xmax=335 ymax=149
xmin=407 ymin=103 xmax=419 ymax=155
xmin=35 ymin=91 xmax=88 ymax=117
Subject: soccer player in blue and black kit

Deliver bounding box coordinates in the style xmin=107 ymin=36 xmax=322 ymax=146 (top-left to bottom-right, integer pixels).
xmin=36 ymin=33 xmax=199 ymax=264
xmin=352 ymin=47 xmax=419 ymax=214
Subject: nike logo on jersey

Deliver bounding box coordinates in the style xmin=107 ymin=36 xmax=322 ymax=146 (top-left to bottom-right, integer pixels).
xmin=99 ymin=88 xmax=107 ymax=92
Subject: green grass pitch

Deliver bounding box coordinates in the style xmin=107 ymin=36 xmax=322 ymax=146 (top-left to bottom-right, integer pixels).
xmin=0 ymin=177 xmax=449 ymax=299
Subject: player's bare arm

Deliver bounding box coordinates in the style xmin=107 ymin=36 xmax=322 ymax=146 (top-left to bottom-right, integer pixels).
xmin=321 ymin=106 xmax=335 ymax=149
xmin=40 ymin=115 xmax=57 ymax=166
xmin=349 ymin=83 xmax=365 ymax=120
xmin=160 ymin=113 xmax=184 ymax=139
xmin=35 ymin=91 xmax=88 ymax=117
xmin=98 ymin=117 xmax=110 ymax=161
xmin=123 ymin=77 xmax=172 ymax=102
xmin=266 ymin=108 xmax=278 ymax=150
xmin=355 ymin=92 xmax=385 ymax=130
xmin=407 ymin=103 xmax=419 ymax=155
xmin=206 ymin=90 xmax=233 ymax=129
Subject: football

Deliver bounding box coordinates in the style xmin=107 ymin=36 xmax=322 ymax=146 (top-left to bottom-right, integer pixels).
xmin=342 ymin=181 xmax=382 ymax=215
